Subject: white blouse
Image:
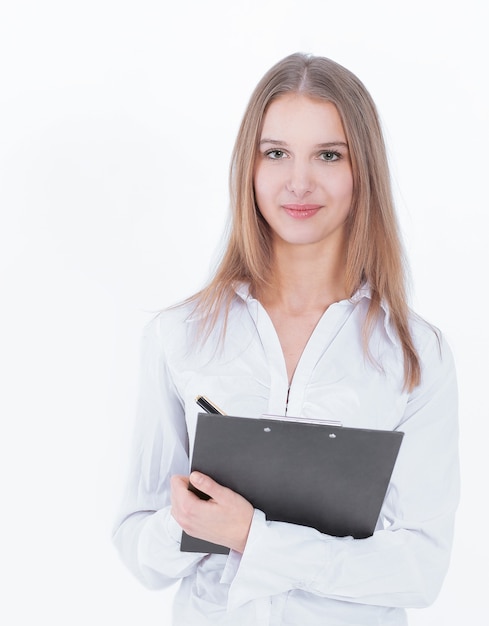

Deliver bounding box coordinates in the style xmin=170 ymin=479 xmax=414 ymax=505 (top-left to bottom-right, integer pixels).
xmin=112 ymin=284 xmax=459 ymax=625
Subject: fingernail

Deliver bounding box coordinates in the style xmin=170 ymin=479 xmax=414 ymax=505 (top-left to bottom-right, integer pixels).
xmin=191 ymin=471 xmax=203 ymax=485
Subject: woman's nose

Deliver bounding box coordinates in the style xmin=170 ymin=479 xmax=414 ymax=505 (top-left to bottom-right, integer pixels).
xmin=285 ymin=161 xmax=315 ymax=196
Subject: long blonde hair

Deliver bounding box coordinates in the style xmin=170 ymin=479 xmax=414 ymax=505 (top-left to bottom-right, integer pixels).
xmin=187 ymin=52 xmax=421 ymax=391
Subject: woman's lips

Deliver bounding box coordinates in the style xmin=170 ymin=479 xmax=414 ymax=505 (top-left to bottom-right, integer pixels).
xmin=282 ymin=204 xmax=322 ymax=219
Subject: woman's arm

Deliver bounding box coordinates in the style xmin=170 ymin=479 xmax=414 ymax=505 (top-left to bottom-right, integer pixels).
xmin=112 ymin=316 xmax=204 ymax=589
xmin=223 ymin=331 xmax=460 ymax=610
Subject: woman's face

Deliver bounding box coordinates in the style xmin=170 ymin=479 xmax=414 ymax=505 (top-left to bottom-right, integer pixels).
xmin=253 ymin=94 xmax=353 ymax=253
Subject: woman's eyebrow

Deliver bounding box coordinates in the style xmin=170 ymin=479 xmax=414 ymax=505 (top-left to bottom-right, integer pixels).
xmin=316 ymin=141 xmax=349 ymax=149
xmin=259 ymin=138 xmax=288 ymax=146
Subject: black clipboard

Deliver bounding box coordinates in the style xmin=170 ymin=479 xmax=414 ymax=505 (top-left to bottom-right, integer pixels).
xmin=181 ymin=413 xmax=403 ymax=554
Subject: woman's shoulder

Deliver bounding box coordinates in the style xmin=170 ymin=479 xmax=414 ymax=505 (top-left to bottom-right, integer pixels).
xmin=408 ymin=310 xmax=455 ymax=371
xmin=141 ymin=299 xmax=199 ymax=345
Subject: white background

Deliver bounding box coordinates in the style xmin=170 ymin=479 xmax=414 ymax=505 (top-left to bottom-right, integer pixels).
xmin=0 ymin=1 xmax=487 ymax=623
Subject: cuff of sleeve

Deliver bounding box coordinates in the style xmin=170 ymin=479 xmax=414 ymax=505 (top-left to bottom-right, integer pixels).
xmin=227 ymin=509 xmax=334 ymax=610
xmin=139 ymin=508 xmax=180 ymax=552
xmin=138 ymin=508 xmax=202 ymax=582
xmin=220 ymin=549 xmax=242 ymax=585
xmin=167 ymin=511 xmax=185 ymax=543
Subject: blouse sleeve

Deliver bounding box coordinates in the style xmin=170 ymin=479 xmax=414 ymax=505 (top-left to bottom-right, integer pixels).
xmin=224 ymin=330 xmax=460 ymax=611
xmin=112 ymin=316 xmax=204 ymax=589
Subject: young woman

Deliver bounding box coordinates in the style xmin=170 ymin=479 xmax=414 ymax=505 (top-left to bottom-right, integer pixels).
xmin=113 ymin=53 xmax=459 ymax=625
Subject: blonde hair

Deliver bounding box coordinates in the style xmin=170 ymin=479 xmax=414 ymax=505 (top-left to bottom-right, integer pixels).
xmin=187 ymin=52 xmax=421 ymax=391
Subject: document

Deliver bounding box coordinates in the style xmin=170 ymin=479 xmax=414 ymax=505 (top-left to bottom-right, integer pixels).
xmin=181 ymin=412 xmax=403 ymax=554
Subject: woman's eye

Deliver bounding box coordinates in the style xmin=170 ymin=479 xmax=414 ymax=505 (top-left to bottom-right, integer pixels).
xmin=319 ymin=151 xmax=341 ymax=161
xmin=266 ymin=149 xmax=287 ymax=159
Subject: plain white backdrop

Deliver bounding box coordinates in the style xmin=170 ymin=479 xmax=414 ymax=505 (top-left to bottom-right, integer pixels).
xmin=0 ymin=1 xmax=487 ymax=623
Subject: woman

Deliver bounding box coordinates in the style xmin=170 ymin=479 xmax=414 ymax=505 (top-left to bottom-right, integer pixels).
xmin=113 ymin=53 xmax=459 ymax=625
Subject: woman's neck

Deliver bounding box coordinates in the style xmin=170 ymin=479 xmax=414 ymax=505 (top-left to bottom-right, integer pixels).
xmin=257 ymin=240 xmax=348 ymax=315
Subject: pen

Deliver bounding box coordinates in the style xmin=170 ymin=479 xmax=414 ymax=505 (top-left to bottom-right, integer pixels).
xmin=195 ymin=395 xmax=225 ymax=415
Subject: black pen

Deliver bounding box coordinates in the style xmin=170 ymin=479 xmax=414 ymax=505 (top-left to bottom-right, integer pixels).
xmin=195 ymin=395 xmax=225 ymax=415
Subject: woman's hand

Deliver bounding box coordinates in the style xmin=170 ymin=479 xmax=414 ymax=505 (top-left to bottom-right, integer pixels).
xmin=171 ymin=472 xmax=254 ymax=553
